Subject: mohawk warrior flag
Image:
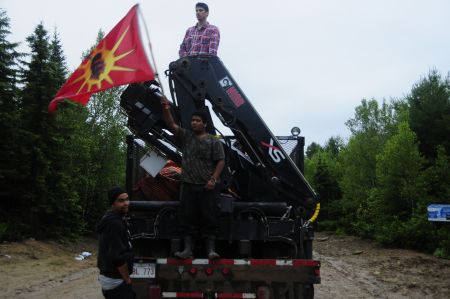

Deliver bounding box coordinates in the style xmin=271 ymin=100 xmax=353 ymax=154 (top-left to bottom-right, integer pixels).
xmin=48 ymin=4 xmax=154 ymax=112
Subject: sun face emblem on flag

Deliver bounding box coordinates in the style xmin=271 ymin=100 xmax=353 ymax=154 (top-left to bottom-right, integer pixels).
xmin=71 ymin=26 xmax=135 ymax=93
xmin=48 ymin=5 xmax=155 ymax=113
xmin=90 ymin=53 xmax=105 ymax=79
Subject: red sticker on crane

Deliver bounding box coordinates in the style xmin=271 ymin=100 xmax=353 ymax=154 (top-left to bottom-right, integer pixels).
xmin=226 ymin=86 xmax=245 ymax=108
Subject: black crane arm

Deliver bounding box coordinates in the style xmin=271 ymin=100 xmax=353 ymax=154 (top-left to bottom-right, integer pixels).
xmin=167 ymin=56 xmax=316 ymax=207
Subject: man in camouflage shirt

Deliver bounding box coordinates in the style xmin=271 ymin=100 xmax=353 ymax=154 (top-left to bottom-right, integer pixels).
xmin=161 ymin=96 xmax=225 ymax=259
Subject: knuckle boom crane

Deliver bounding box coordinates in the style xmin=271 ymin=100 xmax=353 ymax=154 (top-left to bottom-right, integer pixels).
xmin=120 ymin=56 xmax=320 ymax=299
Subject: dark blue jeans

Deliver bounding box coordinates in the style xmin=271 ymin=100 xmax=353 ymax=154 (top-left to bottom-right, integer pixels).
xmin=102 ymin=282 xmax=136 ymax=299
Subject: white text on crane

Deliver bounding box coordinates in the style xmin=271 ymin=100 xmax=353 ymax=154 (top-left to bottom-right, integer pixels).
xmin=261 ymin=139 xmax=286 ymax=163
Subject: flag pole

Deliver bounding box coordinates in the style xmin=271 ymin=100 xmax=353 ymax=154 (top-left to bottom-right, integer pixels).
xmin=137 ymin=5 xmax=165 ymax=95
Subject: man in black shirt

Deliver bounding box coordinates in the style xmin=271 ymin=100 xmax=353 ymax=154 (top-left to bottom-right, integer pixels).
xmin=161 ymin=96 xmax=225 ymax=259
xmin=97 ymin=187 xmax=135 ymax=299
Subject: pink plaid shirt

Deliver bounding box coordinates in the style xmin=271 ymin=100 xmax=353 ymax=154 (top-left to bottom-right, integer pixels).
xmin=179 ymin=22 xmax=220 ymax=57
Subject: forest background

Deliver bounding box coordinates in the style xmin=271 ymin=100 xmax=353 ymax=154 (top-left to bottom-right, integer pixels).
xmin=0 ymin=9 xmax=449 ymax=258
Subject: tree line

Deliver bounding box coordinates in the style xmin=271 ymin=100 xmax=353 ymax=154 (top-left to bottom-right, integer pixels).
xmin=0 ymin=10 xmax=449 ymax=259
xmin=305 ymin=72 xmax=450 ymax=258
xmin=0 ymin=10 xmax=127 ymax=240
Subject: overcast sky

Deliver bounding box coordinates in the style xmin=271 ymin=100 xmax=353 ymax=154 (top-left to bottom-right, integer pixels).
xmin=3 ymin=0 xmax=450 ymax=145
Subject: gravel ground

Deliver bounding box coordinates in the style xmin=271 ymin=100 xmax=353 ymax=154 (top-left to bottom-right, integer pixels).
xmin=1 ymin=233 xmax=449 ymax=299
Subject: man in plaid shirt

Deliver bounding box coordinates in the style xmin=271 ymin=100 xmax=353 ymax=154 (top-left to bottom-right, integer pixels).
xmin=179 ymin=2 xmax=220 ymax=57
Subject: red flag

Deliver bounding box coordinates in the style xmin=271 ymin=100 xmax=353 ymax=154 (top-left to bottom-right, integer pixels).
xmin=48 ymin=4 xmax=154 ymax=112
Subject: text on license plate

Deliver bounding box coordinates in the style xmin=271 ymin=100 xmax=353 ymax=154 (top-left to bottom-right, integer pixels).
xmin=131 ymin=263 xmax=156 ymax=278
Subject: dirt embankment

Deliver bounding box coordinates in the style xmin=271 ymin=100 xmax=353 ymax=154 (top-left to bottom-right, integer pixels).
xmin=0 ymin=238 xmax=102 ymax=299
xmin=314 ymin=233 xmax=450 ymax=299
xmin=0 ymin=233 xmax=449 ymax=299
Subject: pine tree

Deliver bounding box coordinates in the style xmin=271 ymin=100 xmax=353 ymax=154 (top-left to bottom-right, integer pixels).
xmin=0 ymin=9 xmax=25 ymax=239
xmin=45 ymin=29 xmax=87 ymax=238
xmin=18 ymin=23 xmax=54 ymax=237
xmin=0 ymin=10 xmax=20 ymax=102
xmin=49 ymin=29 xmax=67 ymax=87
xmin=18 ymin=24 xmax=86 ymax=238
xmin=407 ymin=70 xmax=450 ymax=161
xmin=305 ymin=142 xmax=322 ymax=159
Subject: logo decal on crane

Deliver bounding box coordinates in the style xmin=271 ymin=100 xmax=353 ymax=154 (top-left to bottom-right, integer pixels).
xmin=219 ymin=76 xmax=233 ymax=89
xmin=261 ymin=139 xmax=285 ymax=163
xmin=219 ymin=76 xmax=245 ymax=108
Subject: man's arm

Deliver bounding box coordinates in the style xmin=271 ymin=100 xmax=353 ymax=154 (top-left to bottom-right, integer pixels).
xmin=209 ymin=27 xmax=220 ymax=56
xmin=205 ymin=159 xmax=225 ymax=190
xmin=117 ymin=263 xmax=132 ymax=284
xmin=179 ymin=29 xmax=189 ymax=57
xmin=107 ymin=221 xmax=133 ymax=283
xmin=212 ymin=159 xmax=225 ymax=181
xmin=161 ymin=96 xmax=179 ymax=134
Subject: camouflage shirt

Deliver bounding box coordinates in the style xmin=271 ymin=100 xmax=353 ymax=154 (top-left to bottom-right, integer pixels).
xmin=177 ymin=128 xmax=225 ymax=184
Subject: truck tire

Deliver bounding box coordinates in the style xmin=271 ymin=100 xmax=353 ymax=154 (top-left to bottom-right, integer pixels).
xmin=302 ymin=284 xmax=314 ymax=299
xmin=293 ymin=283 xmax=314 ymax=299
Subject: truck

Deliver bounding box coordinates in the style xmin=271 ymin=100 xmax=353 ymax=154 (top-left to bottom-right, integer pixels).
xmin=120 ymin=55 xmax=321 ymax=299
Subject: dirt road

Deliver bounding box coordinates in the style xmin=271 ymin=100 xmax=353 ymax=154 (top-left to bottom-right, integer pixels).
xmin=1 ymin=233 xmax=449 ymax=299
xmin=0 ymin=238 xmax=102 ymax=299
xmin=314 ymin=234 xmax=450 ymax=298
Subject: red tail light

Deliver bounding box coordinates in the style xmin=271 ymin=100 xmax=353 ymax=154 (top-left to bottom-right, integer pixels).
xmin=221 ymin=267 xmax=231 ymax=275
xmin=314 ymin=267 xmax=320 ymax=276
xmin=147 ymin=284 xmax=161 ymax=299
xmin=205 ymin=267 xmax=214 ymax=275
xmin=189 ymin=267 xmax=198 ymax=275
xmin=256 ymin=286 xmax=270 ymax=299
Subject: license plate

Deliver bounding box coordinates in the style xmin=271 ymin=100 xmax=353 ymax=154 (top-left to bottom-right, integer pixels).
xmin=131 ymin=263 xmax=156 ymax=278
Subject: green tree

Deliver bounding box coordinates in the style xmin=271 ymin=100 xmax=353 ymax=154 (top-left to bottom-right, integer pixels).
xmin=424 ymin=146 xmax=450 ymax=203
xmin=423 ymin=146 xmax=450 ymax=257
xmin=338 ymin=98 xmax=408 ymax=235
xmin=49 ymin=29 xmax=67 ymax=87
xmin=339 ymin=100 xmax=390 ymax=234
xmin=81 ymin=88 xmax=128 ymax=229
xmin=370 ymin=122 xmax=428 ymax=248
xmin=0 ymin=10 xmax=20 ymax=100
xmin=407 ymin=70 xmax=450 ymax=160
xmin=0 ymin=9 xmax=26 ymax=239
xmin=312 ymin=153 xmax=342 ymax=231
xmin=19 ymin=23 xmax=57 ymax=237
xmin=305 ymin=142 xmax=322 ymax=159
xmin=45 ymin=29 xmax=89 ymax=238
xmin=74 ymin=29 xmax=128 ymax=229
xmin=345 ymin=99 xmax=398 ymax=137
xmin=323 ymin=136 xmax=345 ymax=157
xmin=17 ymin=24 xmax=86 ymax=238
xmin=49 ymin=100 xmax=92 ymax=238
xmin=304 ymin=136 xmax=343 ymax=231
xmin=372 ymin=122 xmax=425 ymax=219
